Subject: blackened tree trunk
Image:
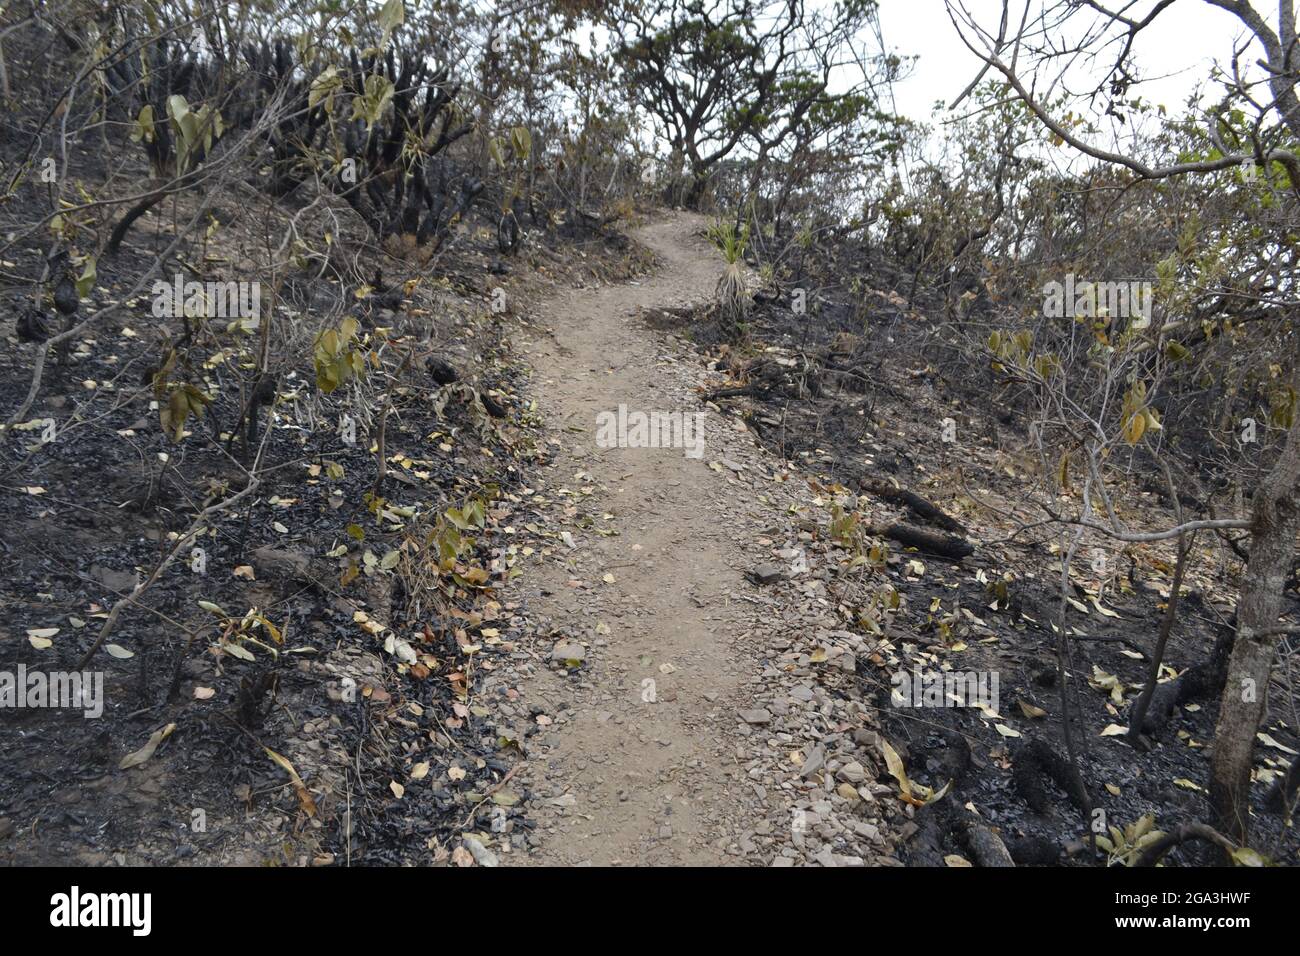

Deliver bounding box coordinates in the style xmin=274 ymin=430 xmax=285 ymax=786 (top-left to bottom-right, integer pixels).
xmin=1210 ymin=409 xmax=1300 ymax=845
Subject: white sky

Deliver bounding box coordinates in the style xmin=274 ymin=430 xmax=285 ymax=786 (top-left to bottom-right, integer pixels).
xmin=876 ymin=0 xmax=1258 ymax=125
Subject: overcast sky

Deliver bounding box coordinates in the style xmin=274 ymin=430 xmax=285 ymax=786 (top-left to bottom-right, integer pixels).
xmin=876 ymin=0 xmax=1259 ymax=125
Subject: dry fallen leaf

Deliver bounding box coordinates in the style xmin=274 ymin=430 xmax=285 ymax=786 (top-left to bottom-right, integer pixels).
xmin=879 ymin=737 xmax=912 ymax=799
xmin=877 ymin=736 xmax=950 ymax=807
xmin=1230 ymin=847 xmax=1266 ymax=867
xmin=1090 ymin=596 xmax=1120 ymax=618
xmin=1258 ymin=732 xmax=1299 ymax=756
xmin=120 ymin=723 xmax=177 ymax=769
xmin=265 ymin=747 xmax=317 ymax=817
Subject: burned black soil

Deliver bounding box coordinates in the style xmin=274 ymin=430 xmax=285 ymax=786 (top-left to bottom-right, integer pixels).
xmin=648 ymin=252 xmax=1300 ymax=867
xmin=0 ymin=182 xmax=652 ymax=865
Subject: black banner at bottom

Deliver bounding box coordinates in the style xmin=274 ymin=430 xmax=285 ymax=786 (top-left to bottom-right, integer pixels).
xmin=0 ymin=865 xmax=1276 ymax=940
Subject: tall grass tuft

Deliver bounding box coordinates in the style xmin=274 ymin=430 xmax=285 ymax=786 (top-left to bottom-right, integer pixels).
xmin=708 ymin=220 xmax=752 ymax=338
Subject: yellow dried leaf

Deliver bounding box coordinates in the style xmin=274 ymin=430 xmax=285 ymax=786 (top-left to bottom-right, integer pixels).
xmin=120 ymin=723 xmax=176 ymax=769
xmin=265 ymin=747 xmax=317 ymax=817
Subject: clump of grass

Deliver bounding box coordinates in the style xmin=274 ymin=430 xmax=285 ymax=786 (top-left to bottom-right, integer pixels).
xmin=708 ymin=220 xmax=752 ymax=337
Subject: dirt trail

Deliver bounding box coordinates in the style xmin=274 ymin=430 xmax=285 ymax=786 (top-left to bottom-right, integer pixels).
xmin=509 ymin=212 xmax=772 ymax=865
